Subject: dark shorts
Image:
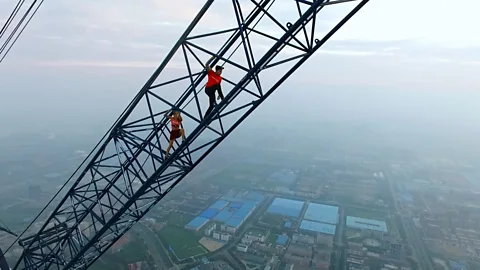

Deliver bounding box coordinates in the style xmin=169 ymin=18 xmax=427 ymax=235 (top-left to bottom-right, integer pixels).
xmin=205 ymin=84 xmax=220 ymax=96
xmin=170 ymin=129 xmax=181 ymax=140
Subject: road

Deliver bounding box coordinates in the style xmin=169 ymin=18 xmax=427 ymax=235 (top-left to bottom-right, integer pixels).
xmin=212 ymin=250 xmax=243 ymax=270
xmin=137 ymin=222 xmax=174 ymax=270
xmin=333 ymin=206 xmax=345 ymax=268
xmin=403 ymin=219 xmax=433 ymax=270
xmin=383 ymin=164 xmax=433 ymax=270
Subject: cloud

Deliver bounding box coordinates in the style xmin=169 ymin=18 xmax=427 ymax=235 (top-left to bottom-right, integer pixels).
xmin=1 ymin=0 xmax=479 ymax=92
xmin=33 ymin=59 xmax=185 ymax=69
xmin=34 ymin=60 xmax=158 ymax=68
xmin=124 ymin=42 xmax=166 ymax=50
xmin=93 ymin=39 xmax=113 ymax=46
xmin=319 ymin=49 xmax=378 ymax=57
xmin=383 ymin=47 xmax=400 ymax=52
xmin=332 ymin=0 xmax=480 ymax=48
xmin=35 ymin=35 xmax=65 ymax=41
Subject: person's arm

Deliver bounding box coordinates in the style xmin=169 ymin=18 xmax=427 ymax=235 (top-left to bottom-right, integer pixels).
xmin=164 ymin=110 xmax=173 ymax=120
xmin=217 ymin=84 xmax=224 ymax=100
xmin=205 ymin=56 xmax=214 ymax=71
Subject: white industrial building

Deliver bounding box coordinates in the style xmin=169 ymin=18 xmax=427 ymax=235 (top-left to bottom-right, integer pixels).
xmin=245 ymin=231 xmax=266 ymax=242
xmin=213 ymin=232 xmax=231 ymax=242
xmin=225 ymin=226 xmax=237 ymax=234
xmin=204 ymin=223 xmax=216 ymax=236
xmin=237 ymin=244 xmax=249 ymax=253
xmin=292 ymin=233 xmax=315 ymax=244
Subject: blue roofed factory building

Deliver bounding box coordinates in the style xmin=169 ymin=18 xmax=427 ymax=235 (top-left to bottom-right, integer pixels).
xmin=234 ymin=203 xmax=255 ymax=218
xmin=346 ymin=216 xmax=388 ymax=233
xmin=267 ymin=198 xmax=304 ymax=218
xmin=185 ymin=191 xmax=264 ymax=235
xmin=303 ymin=203 xmax=339 ymax=225
xmin=300 ymin=220 xmax=336 ymax=235
xmin=229 ymin=202 xmax=242 ymax=209
xmin=225 ymin=217 xmax=243 ymax=228
xmin=185 ymin=216 xmax=210 ymax=231
xmin=209 ymin=200 xmax=229 ymax=210
xmin=199 ymin=208 xmax=219 ymax=219
xmin=276 ymin=235 xmax=289 ymax=247
xmin=265 ymin=198 xmax=340 ymax=237
xmin=222 ymin=202 xmax=257 ymax=234
xmin=282 ymin=202 xmax=339 ymax=237
xmin=214 ymin=208 xmax=235 ymax=222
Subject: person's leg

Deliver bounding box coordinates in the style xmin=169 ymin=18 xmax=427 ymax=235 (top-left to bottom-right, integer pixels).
xmin=180 ymin=128 xmax=185 ymax=141
xmin=165 ymin=139 xmax=174 ymax=158
xmin=204 ymin=89 xmax=216 ymax=118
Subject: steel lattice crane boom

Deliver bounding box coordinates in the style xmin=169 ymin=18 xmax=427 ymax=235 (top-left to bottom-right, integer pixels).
xmin=13 ymin=0 xmax=369 ymax=269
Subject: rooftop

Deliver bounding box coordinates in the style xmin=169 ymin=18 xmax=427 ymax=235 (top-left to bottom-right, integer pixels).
xmin=200 ymin=208 xmax=219 ymax=219
xmin=225 ymin=217 xmax=243 ymax=228
xmin=276 ymin=235 xmax=289 ymax=246
xmin=209 ymin=200 xmax=229 ymax=210
xmin=303 ymin=203 xmax=339 ymax=225
xmin=246 ymin=228 xmax=266 ymax=237
xmin=346 ymin=216 xmax=388 ymax=233
xmin=214 ymin=208 xmax=234 ymax=222
xmin=300 ymin=220 xmax=336 ymax=235
xmin=186 ymin=216 xmax=210 ymax=230
xmin=267 ymin=198 xmax=304 ymax=218
xmin=232 ymin=204 xmax=255 ymax=219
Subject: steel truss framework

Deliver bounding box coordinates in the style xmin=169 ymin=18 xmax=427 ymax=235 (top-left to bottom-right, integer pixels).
xmin=14 ymin=0 xmax=369 ymax=269
xmin=0 ymin=247 xmax=9 ymax=270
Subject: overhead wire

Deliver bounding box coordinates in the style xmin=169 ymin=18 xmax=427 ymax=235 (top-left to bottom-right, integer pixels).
xmin=0 ymin=0 xmax=25 ymax=37
xmin=0 ymin=90 xmax=146 ymax=261
xmin=0 ymin=0 xmax=153 ymax=259
xmin=0 ymin=219 xmax=15 ymax=236
xmin=0 ymin=0 xmax=50 ymax=260
xmin=1 ymin=0 xmax=275 ymax=262
xmin=0 ymin=0 xmax=43 ymax=63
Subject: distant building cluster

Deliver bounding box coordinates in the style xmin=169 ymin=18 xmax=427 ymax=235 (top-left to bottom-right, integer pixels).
xmin=267 ymin=198 xmax=339 ymax=235
xmin=345 ymin=240 xmax=410 ymax=270
xmin=183 ymin=191 xmax=264 ymax=244
xmin=130 ymin=160 xmax=430 ymax=270
xmin=189 ymin=260 xmax=234 ymax=270
xmin=252 ymin=197 xmax=339 ymax=269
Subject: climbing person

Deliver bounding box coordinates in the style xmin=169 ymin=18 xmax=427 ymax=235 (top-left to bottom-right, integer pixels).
xmin=165 ymin=110 xmax=186 ymax=158
xmin=204 ymin=56 xmax=225 ymax=118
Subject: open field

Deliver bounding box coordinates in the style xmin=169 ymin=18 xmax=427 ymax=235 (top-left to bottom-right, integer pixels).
xmin=167 ymin=212 xmax=194 ymax=227
xmin=199 ymin=237 xmax=225 ymax=252
xmin=159 ymin=226 xmax=206 ymax=260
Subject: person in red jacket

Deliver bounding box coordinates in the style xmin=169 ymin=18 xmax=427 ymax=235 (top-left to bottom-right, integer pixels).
xmin=204 ymin=56 xmax=225 ymax=118
xmin=165 ymin=110 xmax=185 ymax=158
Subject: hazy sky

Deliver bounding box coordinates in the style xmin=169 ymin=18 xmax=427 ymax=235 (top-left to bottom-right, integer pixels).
xmin=0 ymin=0 xmax=479 ymax=135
